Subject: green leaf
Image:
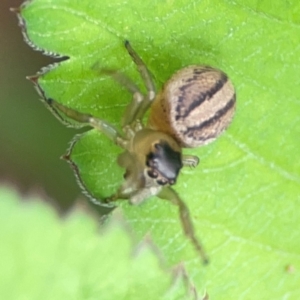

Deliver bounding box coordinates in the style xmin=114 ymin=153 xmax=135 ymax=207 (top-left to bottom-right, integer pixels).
xmin=17 ymin=0 xmax=300 ymax=298
xmin=0 ymin=186 xmax=197 ymax=300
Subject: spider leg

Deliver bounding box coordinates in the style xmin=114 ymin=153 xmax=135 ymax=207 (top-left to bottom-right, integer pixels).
xmin=94 ymin=42 xmax=156 ymax=126
xmin=182 ymin=155 xmax=200 ymax=168
xmin=125 ymin=40 xmax=156 ymax=121
xmin=48 ymin=98 xmax=125 ymax=146
xmin=158 ymin=187 xmax=209 ymax=264
xmin=99 ymin=69 xmax=145 ymax=127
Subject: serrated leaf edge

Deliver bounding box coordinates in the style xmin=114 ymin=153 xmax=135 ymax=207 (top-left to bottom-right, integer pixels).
xmin=13 ymin=0 xmax=66 ymax=58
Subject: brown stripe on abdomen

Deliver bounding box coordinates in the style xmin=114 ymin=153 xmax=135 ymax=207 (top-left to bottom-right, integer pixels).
xmin=175 ymin=70 xmax=228 ymax=121
xmin=181 ymin=94 xmax=236 ymax=146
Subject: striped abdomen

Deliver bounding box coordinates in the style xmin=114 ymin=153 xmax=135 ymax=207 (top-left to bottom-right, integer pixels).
xmin=148 ymin=66 xmax=236 ymax=147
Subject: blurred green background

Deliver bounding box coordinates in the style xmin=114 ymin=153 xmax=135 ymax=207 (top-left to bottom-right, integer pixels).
xmin=0 ymin=0 xmax=81 ymax=209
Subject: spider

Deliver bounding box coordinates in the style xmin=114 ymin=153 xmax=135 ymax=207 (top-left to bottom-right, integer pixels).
xmin=48 ymin=41 xmax=236 ymax=264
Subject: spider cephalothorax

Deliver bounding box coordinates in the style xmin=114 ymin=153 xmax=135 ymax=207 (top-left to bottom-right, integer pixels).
xmin=145 ymin=140 xmax=182 ymax=186
xmin=47 ymin=41 xmax=236 ymax=264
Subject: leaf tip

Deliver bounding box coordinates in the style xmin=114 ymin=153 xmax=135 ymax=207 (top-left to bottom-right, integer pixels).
xmin=26 ymin=74 xmax=40 ymax=84
xmin=61 ymin=153 xmax=70 ymax=161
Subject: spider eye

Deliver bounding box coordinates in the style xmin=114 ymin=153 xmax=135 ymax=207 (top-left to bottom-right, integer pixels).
xmin=147 ymin=170 xmax=158 ymax=178
xmin=157 ymin=179 xmax=168 ymax=186
xmin=146 ymin=140 xmax=182 ymax=184
xmin=168 ymin=179 xmax=175 ymax=185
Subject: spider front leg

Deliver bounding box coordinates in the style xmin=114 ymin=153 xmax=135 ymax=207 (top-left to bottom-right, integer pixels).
xmin=97 ymin=41 xmax=156 ymax=126
xmin=158 ymin=187 xmax=209 ymax=264
xmin=124 ymin=40 xmax=157 ymax=122
xmin=98 ymin=69 xmax=145 ymax=127
xmin=48 ymin=98 xmax=126 ymax=147
xmin=182 ymin=155 xmax=200 ymax=168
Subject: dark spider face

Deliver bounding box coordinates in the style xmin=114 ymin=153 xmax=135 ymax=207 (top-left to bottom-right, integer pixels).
xmin=146 ymin=141 xmax=183 ymax=186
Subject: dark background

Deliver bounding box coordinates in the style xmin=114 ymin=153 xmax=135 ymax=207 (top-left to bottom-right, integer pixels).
xmin=1 ymin=0 xmax=82 ymax=209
